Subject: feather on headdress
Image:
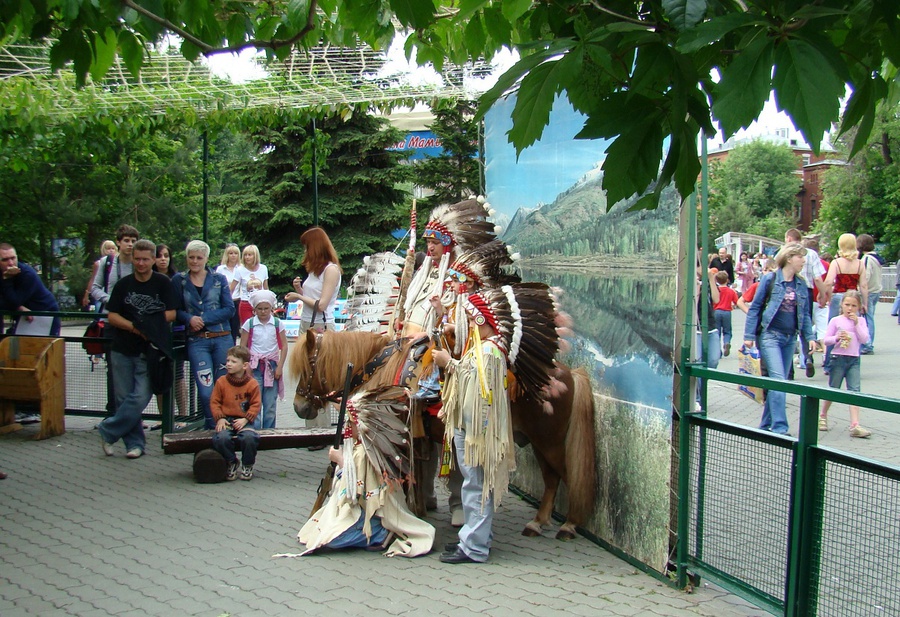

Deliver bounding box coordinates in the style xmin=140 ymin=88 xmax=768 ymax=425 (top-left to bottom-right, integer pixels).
xmin=423 ymin=197 xmax=500 ymax=254
xmin=345 ymin=252 xmax=405 ymax=333
xmin=345 ymin=386 xmax=412 ymax=487
xmin=462 ymin=283 xmax=562 ymax=400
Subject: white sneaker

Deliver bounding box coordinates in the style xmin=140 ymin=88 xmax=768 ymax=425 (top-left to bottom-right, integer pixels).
xmin=126 ymin=448 xmax=143 ymax=459
xmin=101 ymin=436 xmax=114 ymax=457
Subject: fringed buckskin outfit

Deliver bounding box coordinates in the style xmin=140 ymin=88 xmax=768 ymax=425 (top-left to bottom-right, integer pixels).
xmin=441 ymin=333 xmax=514 ymax=562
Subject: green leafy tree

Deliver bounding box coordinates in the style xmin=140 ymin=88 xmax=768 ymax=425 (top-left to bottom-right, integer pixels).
xmin=416 ymin=100 xmax=483 ymax=209
xmin=709 ymin=196 xmax=755 ymax=241
xmin=215 ymin=111 xmax=412 ymax=292
xmin=5 ymin=1 xmax=897 ymax=212
xmin=817 ymin=105 xmax=900 ymax=260
xmin=707 ymin=139 xmax=801 ymax=238
xmin=0 ymin=111 xmax=203 ymax=274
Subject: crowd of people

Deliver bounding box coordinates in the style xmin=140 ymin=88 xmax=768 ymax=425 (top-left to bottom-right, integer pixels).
xmin=702 ymin=228 xmax=890 ymax=439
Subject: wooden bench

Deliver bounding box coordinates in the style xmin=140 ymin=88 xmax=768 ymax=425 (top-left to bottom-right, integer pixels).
xmin=164 ymin=427 xmax=337 ymax=483
xmin=163 ymin=427 xmax=336 ymax=454
xmin=0 ymin=337 xmax=65 ymax=440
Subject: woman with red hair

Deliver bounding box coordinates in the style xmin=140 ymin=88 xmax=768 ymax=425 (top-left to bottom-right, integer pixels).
xmin=285 ymin=227 xmax=342 ymax=334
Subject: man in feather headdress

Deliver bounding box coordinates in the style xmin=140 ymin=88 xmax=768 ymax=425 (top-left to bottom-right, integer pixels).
xmin=400 ymin=199 xmax=499 ymax=518
xmin=297 ymin=388 xmax=435 ymax=557
xmin=433 ymin=285 xmax=562 ymax=564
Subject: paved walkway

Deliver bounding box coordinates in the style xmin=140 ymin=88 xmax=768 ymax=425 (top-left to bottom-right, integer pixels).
xmin=3 ymin=307 xmax=898 ymax=616
xmin=707 ymin=303 xmax=900 ymax=465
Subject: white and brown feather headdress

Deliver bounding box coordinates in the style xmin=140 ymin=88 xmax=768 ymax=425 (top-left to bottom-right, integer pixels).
xmin=462 ymin=283 xmax=563 ymax=401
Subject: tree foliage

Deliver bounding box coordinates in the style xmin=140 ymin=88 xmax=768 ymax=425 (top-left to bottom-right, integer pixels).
xmin=213 ymin=111 xmax=412 ymax=292
xmin=0 ymin=110 xmax=201 ymax=276
xmin=3 ymin=1 xmax=898 ymax=211
xmin=707 ymin=140 xmax=800 ymax=238
xmin=817 ymin=104 xmax=900 ymax=260
xmin=415 ymin=100 xmax=483 ymax=209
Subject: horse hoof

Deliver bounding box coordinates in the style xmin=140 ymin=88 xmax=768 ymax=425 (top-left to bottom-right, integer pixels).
xmin=522 ymin=527 xmax=542 ymax=537
xmin=555 ymin=529 xmax=577 ymax=541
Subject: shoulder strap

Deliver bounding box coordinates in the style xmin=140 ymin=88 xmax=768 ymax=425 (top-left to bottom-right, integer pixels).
xmin=101 ymin=255 xmax=114 ymax=291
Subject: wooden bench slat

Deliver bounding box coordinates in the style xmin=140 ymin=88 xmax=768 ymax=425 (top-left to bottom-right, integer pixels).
xmin=163 ymin=427 xmax=336 ymax=455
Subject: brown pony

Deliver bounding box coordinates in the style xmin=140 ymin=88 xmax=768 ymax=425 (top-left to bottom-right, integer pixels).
xmin=289 ymin=328 xmax=597 ymax=539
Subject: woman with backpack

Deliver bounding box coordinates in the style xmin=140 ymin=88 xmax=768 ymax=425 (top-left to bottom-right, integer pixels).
xmin=743 ymin=243 xmax=816 ymax=435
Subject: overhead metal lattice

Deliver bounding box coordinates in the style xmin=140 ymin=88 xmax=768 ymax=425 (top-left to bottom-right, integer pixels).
xmin=0 ymin=43 xmax=491 ymax=117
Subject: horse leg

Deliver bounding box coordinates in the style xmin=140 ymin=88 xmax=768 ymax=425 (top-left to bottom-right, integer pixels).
xmin=522 ymin=451 xmax=561 ymax=537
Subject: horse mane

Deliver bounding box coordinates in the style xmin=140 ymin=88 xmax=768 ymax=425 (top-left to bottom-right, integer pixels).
xmin=288 ymin=330 xmax=390 ymax=388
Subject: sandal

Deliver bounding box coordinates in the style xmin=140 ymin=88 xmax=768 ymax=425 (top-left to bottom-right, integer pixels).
xmin=818 ymin=417 xmax=829 ymax=431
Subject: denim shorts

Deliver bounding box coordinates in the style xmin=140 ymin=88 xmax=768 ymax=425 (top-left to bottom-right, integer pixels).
xmin=828 ymin=355 xmax=861 ymax=392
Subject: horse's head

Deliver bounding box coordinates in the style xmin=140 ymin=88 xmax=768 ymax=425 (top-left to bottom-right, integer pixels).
xmin=291 ymin=329 xmax=332 ymax=419
xmin=288 ymin=329 xmax=393 ymax=420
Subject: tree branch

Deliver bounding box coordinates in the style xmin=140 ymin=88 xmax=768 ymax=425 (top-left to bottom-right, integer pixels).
xmin=121 ymin=0 xmax=320 ymax=58
xmin=122 ymin=0 xmax=215 ymax=52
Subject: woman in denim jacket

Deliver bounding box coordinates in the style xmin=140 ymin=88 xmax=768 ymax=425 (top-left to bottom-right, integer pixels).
xmin=172 ymin=240 xmax=235 ymax=428
xmin=743 ymin=243 xmax=816 ymax=435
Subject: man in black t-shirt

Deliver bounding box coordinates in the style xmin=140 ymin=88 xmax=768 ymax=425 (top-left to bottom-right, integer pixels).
xmin=709 ymin=247 xmax=735 ymax=285
xmin=98 ymin=239 xmax=176 ymax=459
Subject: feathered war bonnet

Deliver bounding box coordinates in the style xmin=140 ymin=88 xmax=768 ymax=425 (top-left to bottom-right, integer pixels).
xmin=449 ymin=239 xmax=521 ymax=289
xmin=461 ymin=283 xmax=564 ymax=402
xmin=422 ymin=197 xmax=500 ymax=255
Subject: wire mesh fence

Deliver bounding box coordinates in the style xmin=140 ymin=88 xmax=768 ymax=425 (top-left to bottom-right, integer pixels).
xmin=2 ymin=312 xmax=204 ymax=426
xmin=812 ymin=458 xmax=900 ymax=616
xmin=688 ymin=424 xmax=794 ymax=603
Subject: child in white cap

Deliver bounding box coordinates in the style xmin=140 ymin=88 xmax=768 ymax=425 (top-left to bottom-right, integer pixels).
xmin=240 ymin=289 xmax=287 ymax=429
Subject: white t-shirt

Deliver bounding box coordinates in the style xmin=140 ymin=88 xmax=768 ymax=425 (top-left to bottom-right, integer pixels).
xmin=241 ymin=316 xmax=281 ymax=355
xmin=216 ymin=264 xmax=241 ymax=299
xmin=233 ymin=264 xmax=269 ymax=302
xmin=801 ymin=248 xmax=826 ymax=289
xmin=300 ymin=263 xmax=340 ymax=323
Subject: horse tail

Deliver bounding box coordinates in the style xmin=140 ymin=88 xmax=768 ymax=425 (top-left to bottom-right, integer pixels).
xmin=564 ymin=367 xmax=597 ymax=526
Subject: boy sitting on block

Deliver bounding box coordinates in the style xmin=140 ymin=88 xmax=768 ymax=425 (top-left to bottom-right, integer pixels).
xmin=211 ymin=346 xmax=262 ymax=481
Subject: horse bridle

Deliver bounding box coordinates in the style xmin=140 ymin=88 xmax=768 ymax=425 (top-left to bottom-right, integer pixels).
xmin=294 ymin=332 xmax=339 ymax=410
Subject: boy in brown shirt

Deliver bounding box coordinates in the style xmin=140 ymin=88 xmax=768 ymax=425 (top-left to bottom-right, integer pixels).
xmin=211 ymin=346 xmax=262 ymax=480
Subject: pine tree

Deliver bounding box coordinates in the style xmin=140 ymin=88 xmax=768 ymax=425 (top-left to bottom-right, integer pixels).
xmin=415 ymin=100 xmax=483 ymax=209
xmin=215 ymin=111 xmax=412 ymax=292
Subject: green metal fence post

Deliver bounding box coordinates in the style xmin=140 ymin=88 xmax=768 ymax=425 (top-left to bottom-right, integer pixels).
xmin=676 ymin=189 xmax=700 ymax=588
xmin=785 ymin=394 xmax=822 ymax=616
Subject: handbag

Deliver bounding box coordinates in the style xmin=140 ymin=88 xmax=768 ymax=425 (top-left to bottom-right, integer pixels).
xmin=310 ymin=299 xmax=326 ymax=333
xmin=737 ymin=345 xmax=764 ymax=404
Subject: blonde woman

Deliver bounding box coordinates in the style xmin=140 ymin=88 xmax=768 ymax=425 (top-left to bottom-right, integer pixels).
xmin=230 ymin=244 xmax=269 ymax=325
xmin=82 ymin=240 xmax=117 ymax=309
xmin=822 ymin=233 xmax=867 ymax=374
xmin=216 ymin=243 xmax=242 ymax=341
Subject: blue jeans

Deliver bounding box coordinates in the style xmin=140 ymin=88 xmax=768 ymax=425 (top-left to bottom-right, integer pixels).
xmin=891 ymin=292 xmax=900 ymax=320
xmin=454 ymin=430 xmax=492 ymax=562
xmin=860 ymin=292 xmax=879 ymax=353
xmin=326 ymin=509 xmax=389 ymax=550
xmin=758 ymin=330 xmax=797 ymax=434
xmin=828 ymin=355 xmax=861 ymax=392
xmin=98 ymin=351 xmax=151 ymax=452
xmin=713 ymin=310 xmax=733 ymax=346
xmin=212 ymin=426 xmax=260 ymax=467
xmin=187 ymin=335 xmax=232 ymax=428
xmin=695 ymin=329 xmax=721 ymax=405
xmin=252 ymin=365 xmax=278 ymax=430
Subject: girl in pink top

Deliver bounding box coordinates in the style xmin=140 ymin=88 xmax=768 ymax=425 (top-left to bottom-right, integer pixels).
xmin=819 ymin=290 xmax=871 ymax=437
